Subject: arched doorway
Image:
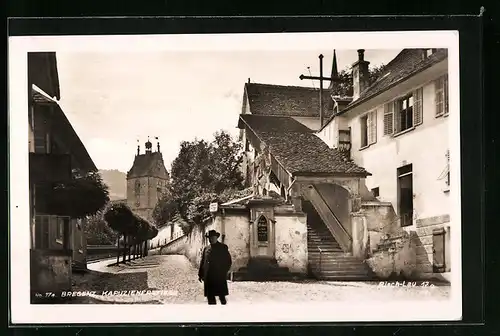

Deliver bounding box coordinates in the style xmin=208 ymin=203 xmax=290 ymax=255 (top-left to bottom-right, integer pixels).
xmin=250 ymin=214 xmax=275 ymax=259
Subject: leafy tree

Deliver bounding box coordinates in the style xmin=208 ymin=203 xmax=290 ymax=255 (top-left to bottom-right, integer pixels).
xmin=40 ymin=169 xmax=110 ymax=219
xmin=85 ymin=210 xmax=118 ymax=245
xmin=153 ymin=131 xmax=245 ymax=232
xmin=152 ymin=197 xmax=178 ymax=228
xmin=330 ymin=64 xmax=386 ymax=97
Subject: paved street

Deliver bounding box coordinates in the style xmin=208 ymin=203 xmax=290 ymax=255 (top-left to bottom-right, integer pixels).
xmin=71 ymin=255 xmax=451 ymax=304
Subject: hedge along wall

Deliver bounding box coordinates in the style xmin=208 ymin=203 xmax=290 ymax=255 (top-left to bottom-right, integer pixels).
xmin=104 ymin=203 xmax=158 ymax=243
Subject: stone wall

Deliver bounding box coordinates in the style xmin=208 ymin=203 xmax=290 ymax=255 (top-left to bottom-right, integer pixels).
xmin=183 ymin=218 xmax=217 ymax=268
xmin=160 ymin=236 xmax=188 ymax=255
xmin=274 ymin=209 xmax=308 ymax=274
xmin=351 ymin=214 xmax=369 ymax=259
xmin=182 ymin=212 xmax=250 ymax=272
xmin=221 ymin=212 xmax=251 ymax=272
xmin=150 ymin=223 xmax=184 ymax=249
xmin=361 ymin=201 xmax=399 ymax=255
xmin=361 ymin=201 xmax=419 ymax=279
xmin=30 ymin=250 xmax=72 ymax=293
xmin=366 ymin=230 xmax=418 ymax=279
xmin=414 ymin=214 xmax=451 ymax=281
xmin=181 ymin=205 xmax=308 ymax=276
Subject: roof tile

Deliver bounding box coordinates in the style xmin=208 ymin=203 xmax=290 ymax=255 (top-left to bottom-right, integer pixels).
xmin=127 ymin=152 xmax=170 ymax=179
xmin=239 ymin=115 xmax=369 ymax=176
xmin=353 ymin=48 xmax=448 ymax=105
xmin=245 ymin=83 xmax=335 ymax=118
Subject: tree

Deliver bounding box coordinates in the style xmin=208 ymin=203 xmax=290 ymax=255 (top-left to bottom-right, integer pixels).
xmin=40 ymin=169 xmax=110 ymax=219
xmin=153 ymin=130 xmax=245 ymax=231
xmin=152 ymin=197 xmax=178 ymax=228
xmin=85 ymin=210 xmax=118 ymax=245
xmin=330 ymin=64 xmax=386 ymax=97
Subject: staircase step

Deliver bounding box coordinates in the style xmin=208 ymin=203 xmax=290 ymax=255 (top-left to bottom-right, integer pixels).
xmin=316 ymin=268 xmax=370 ymax=275
xmin=308 ymin=241 xmax=341 ymax=245
xmin=314 ymin=274 xmax=374 ymax=281
xmin=308 ymin=237 xmax=339 ymax=242
xmin=308 ymin=251 xmax=353 ymax=256
xmin=311 ymin=264 xmax=369 ymax=271
xmin=308 ymin=232 xmax=334 ymax=237
xmin=309 ymin=247 xmax=342 ymax=251
xmin=309 ymin=260 xmax=362 ymax=264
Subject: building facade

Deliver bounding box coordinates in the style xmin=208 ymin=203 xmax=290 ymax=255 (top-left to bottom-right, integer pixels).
xmin=236 ymin=49 xmax=452 ymax=282
xmin=28 ymin=52 xmax=97 ymax=295
xmin=318 ymin=48 xmax=451 ymax=280
xmin=126 ymin=139 xmax=170 ymax=223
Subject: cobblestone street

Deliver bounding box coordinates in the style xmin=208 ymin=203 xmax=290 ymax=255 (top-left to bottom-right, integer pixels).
xmin=69 ymin=255 xmax=453 ymax=304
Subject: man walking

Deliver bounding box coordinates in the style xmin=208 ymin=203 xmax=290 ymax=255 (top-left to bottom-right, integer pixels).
xmin=198 ymin=230 xmax=232 ymax=305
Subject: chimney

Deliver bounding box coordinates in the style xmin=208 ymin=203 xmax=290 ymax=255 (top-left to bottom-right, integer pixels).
xmin=352 ymin=49 xmax=370 ymax=100
xmin=248 ymin=78 xmax=251 ymax=84
xmin=136 ymin=139 xmax=140 ymax=156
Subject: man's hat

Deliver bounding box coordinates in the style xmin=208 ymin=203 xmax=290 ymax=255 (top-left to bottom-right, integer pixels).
xmin=205 ymin=230 xmax=220 ymax=238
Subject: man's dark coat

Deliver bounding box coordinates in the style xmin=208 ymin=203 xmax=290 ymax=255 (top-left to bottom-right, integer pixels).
xmin=198 ymin=241 xmax=232 ymax=297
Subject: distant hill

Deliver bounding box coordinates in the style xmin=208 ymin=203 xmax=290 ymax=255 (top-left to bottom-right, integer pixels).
xmin=99 ymin=169 xmax=127 ymax=201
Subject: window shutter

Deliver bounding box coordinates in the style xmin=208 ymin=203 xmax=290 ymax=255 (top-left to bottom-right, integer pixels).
xmin=368 ymin=111 xmax=377 ymax=144
xmin=435 ymin=77 xmax=444 ymax=117
xmin=414 ymin=87 xmax=423 ymax=126
xmin=383 ymin=102 xmax=394 ymax=135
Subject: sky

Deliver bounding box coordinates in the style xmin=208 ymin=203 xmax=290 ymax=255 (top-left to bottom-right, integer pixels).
xmin=56 ymin=49 xmax=401 ymax=173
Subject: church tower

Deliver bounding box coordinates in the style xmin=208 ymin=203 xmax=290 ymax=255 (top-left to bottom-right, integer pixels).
xmin=126 ymin=137 xmax=170 ymax=223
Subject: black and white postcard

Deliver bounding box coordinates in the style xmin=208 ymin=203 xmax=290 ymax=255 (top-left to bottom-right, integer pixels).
xmin=9 ymin=31 xmax=461 ymax=323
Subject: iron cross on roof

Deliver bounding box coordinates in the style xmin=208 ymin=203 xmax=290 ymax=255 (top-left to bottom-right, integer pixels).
xmin=299 ymin=53 xmax=343 ymax=128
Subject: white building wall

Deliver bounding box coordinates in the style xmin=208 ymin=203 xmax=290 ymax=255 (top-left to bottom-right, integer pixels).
xmin=314 ymin=59 xmax=451 ymax=280
xmin=348 ymin=79 xmax=450 ymax=224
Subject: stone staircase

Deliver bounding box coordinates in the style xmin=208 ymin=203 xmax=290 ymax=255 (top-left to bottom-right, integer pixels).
xmin=308 ymin=223 xmax=374 ymax=281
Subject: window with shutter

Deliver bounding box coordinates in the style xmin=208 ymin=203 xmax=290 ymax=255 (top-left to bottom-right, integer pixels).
xmin=435 ymin=76 xmax=445 ymax=117
xmin=383 ymin=102 xmax=394 ymax=136
xmin=368 ymin=111 xmax=377 ymax=144
xmin=435 ymin=75 xmax=449 ymax=117
xmin=414 ymin=87 xmax=423 ymax=126
xmin=396 ymin=94 xmax=414 ymax=132
xmin=360 ymin=114 xmax=368 ymax=148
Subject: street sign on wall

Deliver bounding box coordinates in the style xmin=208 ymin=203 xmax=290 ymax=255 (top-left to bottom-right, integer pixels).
xmin=209 ymin=202 xmax=218 ymax=213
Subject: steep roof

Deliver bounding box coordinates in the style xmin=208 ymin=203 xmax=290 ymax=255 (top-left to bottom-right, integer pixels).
xmin=127 ymin=151 xmax=170 ymax=179
xmin=28 ymin=52 xmax=61 ymax=101
xmin=239 ymin=114 xmax=369 ymax=176
xmin=345 ymin=48 xmax=448 ymax=110
xmin=245 ymin=83 xmax=335 ymax=119
xmin=31 ymin=85 xmax=97 ymax=172
xmin=238 ymin=114 xmax=313 ymax=133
